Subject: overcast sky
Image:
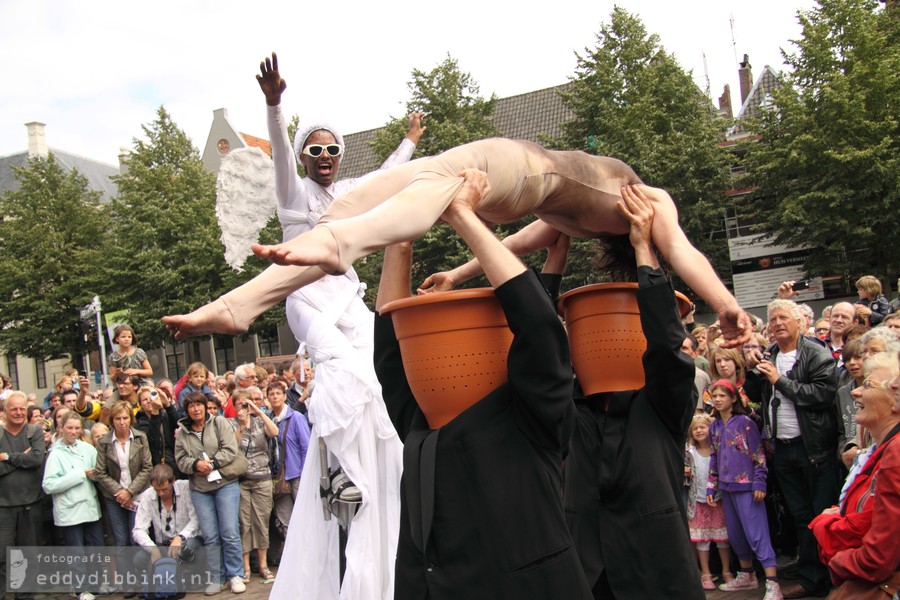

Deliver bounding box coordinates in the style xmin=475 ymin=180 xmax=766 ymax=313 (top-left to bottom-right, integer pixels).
xmin=1 ymin=0 xmax=817 ymax=166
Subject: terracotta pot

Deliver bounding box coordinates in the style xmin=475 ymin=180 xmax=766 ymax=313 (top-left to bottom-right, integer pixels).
xmin=379 ymin=289 xmax=512 ymax=429
xmin=558 ymin=283 xmax=692 ymax=395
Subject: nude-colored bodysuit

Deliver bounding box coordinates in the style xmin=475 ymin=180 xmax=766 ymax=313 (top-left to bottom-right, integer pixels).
xmin=221 ymin=138 xmax=642 ymax=331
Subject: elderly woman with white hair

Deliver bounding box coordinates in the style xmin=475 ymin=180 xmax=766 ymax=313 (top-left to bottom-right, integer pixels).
xmin=810 ymin=351 xmax=900 ymax=597
xmin=859 ymin=325 xmax=900 ymax=361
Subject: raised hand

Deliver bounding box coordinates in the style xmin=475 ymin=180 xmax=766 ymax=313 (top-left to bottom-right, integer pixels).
xmin=256 ymin=52 xmax=287 ymax=106
xmin=406 ymin=112 xmax=426 ymax=144
xmin=618 ymin=185 xmax=655 ymax=252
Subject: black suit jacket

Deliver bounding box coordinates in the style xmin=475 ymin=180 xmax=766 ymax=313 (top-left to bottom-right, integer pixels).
xmin=375 ymin=270 xmax=592 ymax=600
xmin=563 ymin=268 xmax=704 ymax=599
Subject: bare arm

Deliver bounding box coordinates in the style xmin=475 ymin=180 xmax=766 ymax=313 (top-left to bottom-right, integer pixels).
xmin=636 ymin=184 xmax=751 ymax=348
xmin=376 ymin=242 xmax=413 ymax=313
xmin=541 ymin=231 xmax=571 ymax=275
xmin=418 ymin=219 xmax=562 ymax=293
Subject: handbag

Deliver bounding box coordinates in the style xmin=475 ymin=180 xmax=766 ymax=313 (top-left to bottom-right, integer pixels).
xmin=272 ymin=423 xmax=291 ymax=498
xmin=218 ymin=452 xmax=249 ymax=480
xmin=211 ymin=416 xmax=248 ymax=480
xmin=827 ymin=571 xmax=900 ymax=600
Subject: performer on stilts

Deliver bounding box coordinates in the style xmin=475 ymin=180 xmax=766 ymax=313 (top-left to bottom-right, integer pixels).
xmin=238 ymin=53 xmax=422 ymax=600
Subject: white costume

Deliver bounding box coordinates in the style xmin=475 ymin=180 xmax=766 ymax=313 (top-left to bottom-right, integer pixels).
xmin=267 ymin=104 xmax=408 ymax=600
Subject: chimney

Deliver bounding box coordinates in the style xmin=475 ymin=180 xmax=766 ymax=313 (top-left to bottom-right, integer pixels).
xmin=118 ymin=146 xmax=130 ymax=175
xmin=26 ymin=122 xmax=48 ymax=158
xmin=718 ymin=84 xmax=733 ymax=120
xmin=738 ymin=54 xmax=753 ymax=105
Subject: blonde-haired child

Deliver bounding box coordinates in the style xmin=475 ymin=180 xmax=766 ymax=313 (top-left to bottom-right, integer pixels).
xmin=686 ymin=413 xmax=732 ymax=590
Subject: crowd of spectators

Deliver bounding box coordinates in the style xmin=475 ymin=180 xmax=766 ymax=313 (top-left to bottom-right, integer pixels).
xmin=681 ymin=276 xmax=900 ymax=598
xmin=2 ymin=274 xmax=900 ymax=600
xmin=0 ymin=353 xmax=313 ymax=599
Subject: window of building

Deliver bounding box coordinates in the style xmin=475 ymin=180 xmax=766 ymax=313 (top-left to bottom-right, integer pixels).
xmin=213 ymin=335 xmax=236 ymax=376
xmin=165 ymin=341 xmax=186 ymax=381
xmin=34 ymin=357 xmax=47 ymax=389
xmin=5 ymin=354 xmax=19 ymax=390
xmin=257 ymin=327 xmax=281 ymax=358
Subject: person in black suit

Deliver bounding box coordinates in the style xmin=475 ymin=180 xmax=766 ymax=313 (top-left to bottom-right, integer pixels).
xmin=373 ymin=169 xmax=592 ymax=600
xmin=563 ymin=185 xmax=706 ymax=599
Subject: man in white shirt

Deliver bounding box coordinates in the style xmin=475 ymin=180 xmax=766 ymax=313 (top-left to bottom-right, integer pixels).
xmin=744 ymin=299 xmax=839 ymax=598
xmin=132 ymin=464 xmax=201 ymax=570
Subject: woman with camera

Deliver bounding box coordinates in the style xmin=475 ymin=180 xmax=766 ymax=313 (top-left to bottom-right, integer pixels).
xmin=230 ymin=388 xmax=279 ymax=584
xmin=135 ymin=386 xmax=181 ymax=475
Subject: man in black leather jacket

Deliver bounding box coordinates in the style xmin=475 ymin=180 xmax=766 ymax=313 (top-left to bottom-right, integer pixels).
xmin=744 ymin=299 xmax=839 ymax=598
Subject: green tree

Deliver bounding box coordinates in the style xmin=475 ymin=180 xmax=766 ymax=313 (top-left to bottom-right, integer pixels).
xmin=0 ymin=154 xmax=110 ymax=359
xmin=558 ymin=7 xmax=732 ymax=297
xmin=357 ymin=56 xmax=502 ymax=297
xmin=743 ymin=0 xmax=899 ymax=280
xmin=371 ymin=54 xmax=500 ymax=161
xmin=106 ymin=107 xmax=284 ymax=348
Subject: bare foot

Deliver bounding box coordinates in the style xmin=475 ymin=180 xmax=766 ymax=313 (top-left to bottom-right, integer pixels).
xmin=162 ymin=299 xmax=243 ymax=339
xmin=252 ymin=226 xmax=341 ymax=272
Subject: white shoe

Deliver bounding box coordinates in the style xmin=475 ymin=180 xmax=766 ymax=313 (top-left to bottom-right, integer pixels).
xmin=229 ymin=576 xmax=246 ymax=594
xmin=330 ymin=468 xmax=362 ymax=503
xmin=719 ymin=570 xmax=759 ymax=591
xmin=97 ymin=582 xmax=118 ymax=596
xmin=763 ymin=579 xmax=784 ymax=600
xmin=78 ymin=593 xmax=96 ymax=600
xmin=205 ymin=582 xmax=224 ymax=596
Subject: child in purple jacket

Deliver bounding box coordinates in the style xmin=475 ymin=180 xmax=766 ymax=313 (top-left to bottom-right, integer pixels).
xmin=707 ymin=379 xmax=783 ymax=599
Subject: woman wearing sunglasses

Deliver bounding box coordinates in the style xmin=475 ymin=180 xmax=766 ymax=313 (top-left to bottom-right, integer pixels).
xmin=243 ymin=53 xmax=420 ymax=599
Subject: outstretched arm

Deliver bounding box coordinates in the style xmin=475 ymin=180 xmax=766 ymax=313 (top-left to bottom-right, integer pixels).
xmin=418 ymin=219 xmax=562 ymax=293
xmin=258 ymin=52 xmax=306 ymax=218
xmin=634 ymin=184 xmax=751 ymax=348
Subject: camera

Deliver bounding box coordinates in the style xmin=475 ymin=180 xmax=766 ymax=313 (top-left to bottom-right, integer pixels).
xmin=792 ymin=279 xmax=810 ymax=291
xmin=149 ymin=389 xmax=159 ymax=400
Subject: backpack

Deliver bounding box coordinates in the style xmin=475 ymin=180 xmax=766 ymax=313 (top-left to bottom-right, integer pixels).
xmin=142 ymin=557 xmax=179 ymax=599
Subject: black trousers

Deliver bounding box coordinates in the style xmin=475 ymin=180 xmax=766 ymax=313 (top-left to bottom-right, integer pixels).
xmin=773 ymin=440 xmax=839 ymax=592
xmin=0 ymin=502 xmax=44 ymax=600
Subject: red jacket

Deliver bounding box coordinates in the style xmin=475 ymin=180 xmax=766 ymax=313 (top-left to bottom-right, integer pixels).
xmin=810 ymin=424 xmax=900 ymax=585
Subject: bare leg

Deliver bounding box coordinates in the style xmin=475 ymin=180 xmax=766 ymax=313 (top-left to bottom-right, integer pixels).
xmin=717 ymin=543 xmax=733 ymax=580
xmin=253 ymin=173 xmax=465 ymax=271
xmin=697 ymin=547 xmax=712 ymax=576
xmin=628 ymin=185 xmax=752 ymax=347
xmin=163 ymin=263 xmax=328 ymax=337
